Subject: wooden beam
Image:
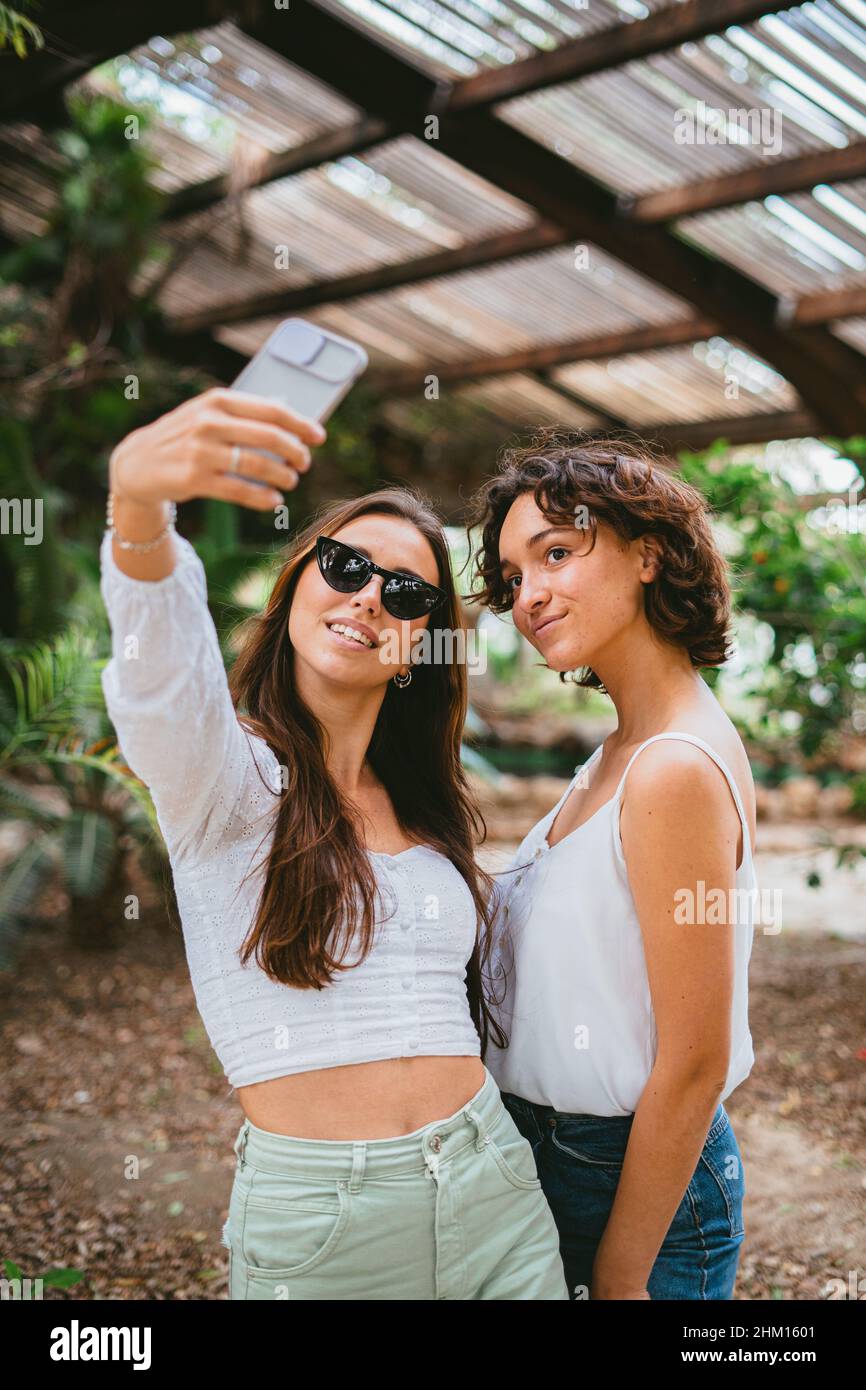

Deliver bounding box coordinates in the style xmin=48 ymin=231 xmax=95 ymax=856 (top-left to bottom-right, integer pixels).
xmin=781 ymin=285 xmax=866 ymax=328
xmin=643 ymin=409 xmax=819 ymax=452
xmin=368 ymin=318 xmax=718 ymax=394
xmin=621 ymin=141 xmax=866 ymax=224
xmin=446 ymin=0 xmax=793 ymax=112
xmin=167 ymin=220 xmax=567 ymax=332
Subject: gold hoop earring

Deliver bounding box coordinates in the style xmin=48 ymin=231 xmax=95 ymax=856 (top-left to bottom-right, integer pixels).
xmin=393 ymin=668 xmax=412 ymax=688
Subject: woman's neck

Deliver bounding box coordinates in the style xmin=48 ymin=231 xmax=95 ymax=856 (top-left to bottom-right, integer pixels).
xmin=293 ymin=657 xmax=385 ymax=794
xmin=591 ymin=626 xmax=711 ymax=747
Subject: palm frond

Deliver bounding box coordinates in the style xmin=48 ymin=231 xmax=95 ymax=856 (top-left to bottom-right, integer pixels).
xmin=61 ymin=809 xmax=118 ymax=897
xmin=32 ymin=747 xmax=160 ymax=835
xmin=0 ymin=626 xmax=107 ymax=758
xmin=0 ymin=836 xmax=56 ymax=970
xmin=0 ymin=774 xmax=64 ymax=825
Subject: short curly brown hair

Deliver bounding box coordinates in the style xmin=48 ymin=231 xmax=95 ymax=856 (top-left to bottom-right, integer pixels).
xmin=464 ymin=428 xmax=734 ymax=690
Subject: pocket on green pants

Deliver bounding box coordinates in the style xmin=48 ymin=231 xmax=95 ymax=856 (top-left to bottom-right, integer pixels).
xmin=230 ymin=1170 xmax=353 ymax=1298
xmin=484 ymin=1112 xmax=543 ymax=1191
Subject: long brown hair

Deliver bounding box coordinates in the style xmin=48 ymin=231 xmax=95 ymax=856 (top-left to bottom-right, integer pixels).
xmin=466 ymin=428 xmax=733 ymax=691
xmin=227 ymin=487 xmax=506 ymax=1055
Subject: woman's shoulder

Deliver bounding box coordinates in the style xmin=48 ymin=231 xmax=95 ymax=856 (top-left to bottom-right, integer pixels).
xmin=621 ymin=734 xmax=735 ymax=798
xmin=620 ymin=719 xmax=756 ymax=851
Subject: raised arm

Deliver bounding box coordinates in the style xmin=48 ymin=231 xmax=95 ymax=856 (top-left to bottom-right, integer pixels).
xmin=101 ymin=387 xmax=325 ymax=865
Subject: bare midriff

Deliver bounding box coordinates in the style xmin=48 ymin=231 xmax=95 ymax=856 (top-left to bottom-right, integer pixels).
xmin=236 ymin=1054 xmax=487 ymax=1139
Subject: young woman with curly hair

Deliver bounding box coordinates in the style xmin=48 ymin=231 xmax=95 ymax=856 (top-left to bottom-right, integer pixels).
xmin=466 ymin=429 xmax=757 ymax=1302
xmin=100 ymin=388 xmax=569 ymax=1301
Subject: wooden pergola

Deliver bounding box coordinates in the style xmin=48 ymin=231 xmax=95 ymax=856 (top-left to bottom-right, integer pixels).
xmin=4 ymin=0 xmax=866 ymax=463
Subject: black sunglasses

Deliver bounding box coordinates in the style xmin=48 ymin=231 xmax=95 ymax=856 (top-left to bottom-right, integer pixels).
xmin=315 ymin=535 xmax=447 ymax=621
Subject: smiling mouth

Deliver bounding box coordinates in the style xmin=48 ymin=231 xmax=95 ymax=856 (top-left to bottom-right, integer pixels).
xmin=534 ymin=615 xmax=564 ymax=637
xmin=326 ymin=621 xmax=377 ymax=650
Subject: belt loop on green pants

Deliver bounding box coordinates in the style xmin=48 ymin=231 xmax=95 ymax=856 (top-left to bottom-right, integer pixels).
xmin=348 ymin=1142 xmax=366 ymax=1193
xmin=234 ymin=1121 xmax=250 ymax=1170
xmin=463 ymin=1104 xmax=490 ymax=1152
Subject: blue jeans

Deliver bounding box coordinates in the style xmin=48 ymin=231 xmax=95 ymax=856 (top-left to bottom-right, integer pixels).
xmin=500 ymin=1093 xmax=745 ymax=1300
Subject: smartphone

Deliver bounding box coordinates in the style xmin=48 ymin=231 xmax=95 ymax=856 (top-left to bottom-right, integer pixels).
xmin=228 ymin=318 xmax=368 ymax=481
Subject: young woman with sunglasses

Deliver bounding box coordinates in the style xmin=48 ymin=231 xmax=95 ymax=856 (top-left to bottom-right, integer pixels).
xmin=468 ymin=431 xmax=757 ymax=1301
xmin=100 ymin=387 xmax=569 ymax=1301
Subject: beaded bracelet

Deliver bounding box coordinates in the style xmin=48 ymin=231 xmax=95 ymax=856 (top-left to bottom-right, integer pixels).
xmin=105 ymin=491 xmax=177 ymax=553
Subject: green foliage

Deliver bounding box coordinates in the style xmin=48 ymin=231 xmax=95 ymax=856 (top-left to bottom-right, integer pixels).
xmin=0 ymin=93 xmax=214 ymax=643
xmin=0 ymin=2 xmax=43 ymax=57
xmin=4 ymin=92 xmax=162 ymax=300
xmin=2 ymin=1257 xmax=85 ymax=1289
xmin=850 ymin=773 xmax=866 ymax=816
xmin=60 ymin=808 xmax=118 ymax=897
xmin=318 ymin=383 xmax=382 ymax=489
xmin=0 ymin=418 xmax=66 ymax=637
xmin=0 ymin=626 xmax=166 ymax=962
xmin=677 ymin=442 xmax=866 ymax=760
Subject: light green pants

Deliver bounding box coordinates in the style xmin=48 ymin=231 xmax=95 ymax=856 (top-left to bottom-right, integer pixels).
xmin=222 ymin=1065 xmax=570 ymax=1300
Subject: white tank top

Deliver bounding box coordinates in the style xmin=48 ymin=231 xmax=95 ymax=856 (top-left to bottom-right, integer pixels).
xmin=485 ymin=733 xmax=757 ymax=1115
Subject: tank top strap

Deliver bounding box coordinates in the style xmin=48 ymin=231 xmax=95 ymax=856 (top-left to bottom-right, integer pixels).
xmin=613 ymin=732 xmax=752 ymax=862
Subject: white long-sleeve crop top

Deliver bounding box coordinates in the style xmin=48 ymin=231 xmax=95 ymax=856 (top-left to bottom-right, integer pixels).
xmin=98 ymin=528 xmax=482 ymax=1088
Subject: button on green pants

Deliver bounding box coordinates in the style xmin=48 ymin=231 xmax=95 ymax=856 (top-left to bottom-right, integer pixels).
xmin=222 ymin=1065 xmax=570 ymax=1300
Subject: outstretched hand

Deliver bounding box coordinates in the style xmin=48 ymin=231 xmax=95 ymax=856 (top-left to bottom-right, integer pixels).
xmin=109 ymin=385 xmax=327 ymax=512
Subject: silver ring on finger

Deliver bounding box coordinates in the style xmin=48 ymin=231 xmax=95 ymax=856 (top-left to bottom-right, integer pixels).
xmin=230 ymin=443 xmax=241 ymax=470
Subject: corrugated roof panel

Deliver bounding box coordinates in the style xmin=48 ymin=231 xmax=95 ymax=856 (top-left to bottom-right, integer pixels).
xmin=77 ymin=19 xmax=362 ymax=170
xmin=8 ymin=7 xmax=848 ymax=438
xmin=677 ymin=180 xmax=866 ymax=297
xmin=320 ymin=241 xmax=685 ymax=347
xmin=455 ymin=373 xmax=605 ymax=428
xmin=315 ymin=0 xmax=678 ymax=82
xmin=207 ymin=243 xmax=691 ymax=372
xmin=551 ymin=337 xmax=799 ymax=424
xmin=498 ymin=3 xmax=866 ymax=197
xmin=210 ymin=239 xmax=698 ymax=377
xmin=154 ymin=137 xmax=540 ymax=319
xmin=214 ymin=319 xmax=806 ymax=437
xmin=216 ymin=317 xmax=292 ymax=360
xmin=359 ymin=137 xmax=536 ymax=233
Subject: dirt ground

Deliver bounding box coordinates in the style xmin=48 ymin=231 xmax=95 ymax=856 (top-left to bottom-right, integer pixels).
xmin=1 ymin=838 xmax=864 ymax=1301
